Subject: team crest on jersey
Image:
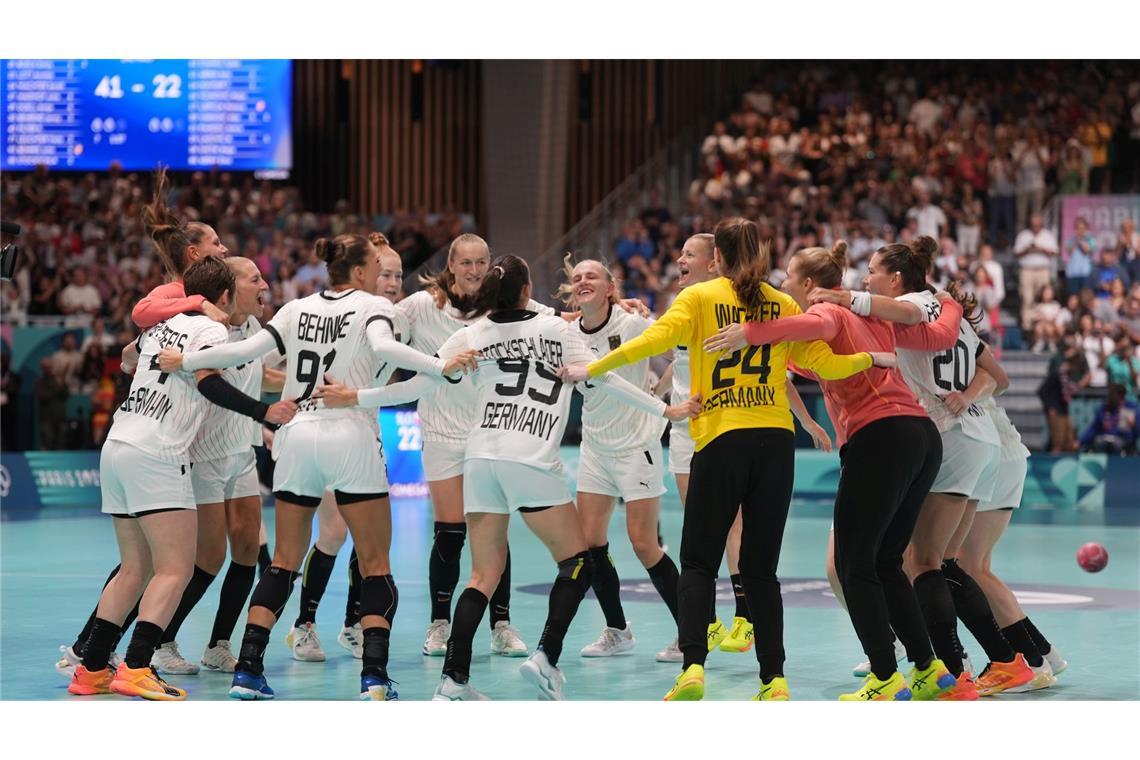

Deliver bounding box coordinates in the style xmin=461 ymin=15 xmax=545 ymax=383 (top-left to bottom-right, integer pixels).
xmin=608 ymin=335 xmax=622 ymax=351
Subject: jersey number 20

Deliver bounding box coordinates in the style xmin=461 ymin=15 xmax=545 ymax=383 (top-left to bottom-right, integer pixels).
xmin=933 ymin=339 xmax=971 ymax=392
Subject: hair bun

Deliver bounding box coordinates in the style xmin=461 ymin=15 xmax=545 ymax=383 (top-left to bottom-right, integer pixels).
xmin=314 ymin=238 xmax=336 ymax=264
xmin=369 ymin=232 xmax=389 ymax=247
xmin=830 ymin=239 xmax=848 ymax=267
xmin=908 ymin=235 xmax=938 ymax=272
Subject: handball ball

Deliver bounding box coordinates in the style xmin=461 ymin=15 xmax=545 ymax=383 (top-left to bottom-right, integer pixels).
xmin=1076 ymin=542 xmax=1109 ymax=573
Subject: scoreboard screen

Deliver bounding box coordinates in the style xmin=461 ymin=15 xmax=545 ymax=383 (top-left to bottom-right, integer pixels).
xmin=0 ymin=59 xmax=292 ymax=172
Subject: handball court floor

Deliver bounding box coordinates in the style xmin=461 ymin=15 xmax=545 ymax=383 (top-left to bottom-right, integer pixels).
xmin=3 ymin=450 xmax=1138 ymax=701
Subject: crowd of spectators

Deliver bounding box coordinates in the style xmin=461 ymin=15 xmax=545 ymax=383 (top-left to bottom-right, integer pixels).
xmin=1 ymin=164 xmax=470 ymax=450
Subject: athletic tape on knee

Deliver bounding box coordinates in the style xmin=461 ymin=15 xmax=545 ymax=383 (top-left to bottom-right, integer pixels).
xmin=360 ymin=574 xmax=399 ymax=625
xmin=249 ymin=566 xmax=297 ymax=619
xmin=433 ymin=522 xmax=467 ymax=563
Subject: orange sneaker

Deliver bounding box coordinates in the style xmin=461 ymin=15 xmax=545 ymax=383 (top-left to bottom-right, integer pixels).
xmin=109 ymin=663 xmax=187 ymax=701
xmin=935 ymin=670 xmax=979 ymax=701
xmin=976 ymin=653 xmax=1035 ymax=697
xmin=68 ymin=665 xmax=113 ymax=695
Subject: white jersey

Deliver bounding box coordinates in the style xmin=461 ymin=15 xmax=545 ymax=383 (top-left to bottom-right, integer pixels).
xmin=397 ymin=289 xmax=555 ymax=443
xmin=981 ymin=397 xmax=1031 ymax=462
xmin=671 ymin=345 xmax=691 ymax=405
xmin=436 ymin=310 xmax=589 ymax=470
xmin=373 ymin=307 xmax=412 ymax=388
xmin=577 ymin=305 xmax=667 ymax=453
xmin=189 ymin=315 xmax=264 ymax=462
xmin=107 ymin=313 xmax=228 ymax=463
xmin=266 ymin=288 xmax=397 ymax=425
xmin=895 ymin=290 xmax=999 ymax=446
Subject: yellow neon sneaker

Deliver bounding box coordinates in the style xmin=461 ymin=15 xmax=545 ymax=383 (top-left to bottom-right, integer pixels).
xmin=719 ymin=616 xmax=755 ymax=653
xmin=663 ymin=664 xmax=705 ymax=701
xmin=839 ymin=670 xmax=912 ymax=701
xmin=751 ymin=675 xmax=790 ymax=701
xmin=109 ymin=663 xmax=187 ymax=701
xmin=707 ymin=619 xmax=728 ymax=652
xmin=908 ymin=658 xmax=957 ymax=700
xmin=68 ymin=665 xmax=113 ymax=695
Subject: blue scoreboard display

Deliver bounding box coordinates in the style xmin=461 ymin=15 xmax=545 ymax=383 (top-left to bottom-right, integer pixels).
xmin=0 ymin=59 xmax=292 ymax=171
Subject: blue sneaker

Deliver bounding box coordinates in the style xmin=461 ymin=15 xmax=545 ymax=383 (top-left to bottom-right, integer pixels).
xmin=229 ymin=670 xmax=274 ymax=700
xmin=360 ymin=673 xmax=399 ymax=700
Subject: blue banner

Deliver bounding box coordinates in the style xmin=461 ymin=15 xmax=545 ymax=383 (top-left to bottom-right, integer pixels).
xmin=378 ymin=407 xmax=428 ymax=499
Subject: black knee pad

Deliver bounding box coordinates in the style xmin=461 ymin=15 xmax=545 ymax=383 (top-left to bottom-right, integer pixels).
xmin=360 ymin=574 xmax=399 ymax=625
xmin=249 ymin=566 xmax=297 ymax=619
xmin=433 ymin=522 xmax=467 ymax=563
xmin=556 ymin=550 xmax=594 ymax=589
xmin=588 ymin=543 xmax=615 ymax=568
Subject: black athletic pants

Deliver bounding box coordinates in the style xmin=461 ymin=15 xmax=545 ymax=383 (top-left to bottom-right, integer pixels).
xmin=678 ymin=427 xmax=794 ymax=680
xmin=832 ymin=415 xmax=942 ymax=679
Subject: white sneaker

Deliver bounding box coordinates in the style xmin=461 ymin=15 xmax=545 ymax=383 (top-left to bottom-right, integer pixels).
xmin=423 ymin=619 xmax=450 ymax=657
xmin=1043 ymin=645 xmax=1067 ymax=676
xmin=201 ymin=641 xmax=238 ymax=672
xmin=55 ymin=644 xmax=81 ymax=680
xmin=151 ymin=640 xmax=201 ymax=675
xmin=432 ymin=675 xmax=491 ymax=701
xmin=519 ymin=650 xmax=566 ymax=700
xmin=852 ymin=639 xmax=907 ymax=678
xmin=338 ymin=623 xmax=364 ymax=659
xmin=962 ymin=653 xmax=976 ymax=677
xmin=490 ymin=621 xmax=528 ymax=657
xmin=655 ymin=637 xmax=682 ymax=663
xmin=579 ymin=623 xmax=635 ymax=657
xmin=1007 ymin=659 xmax=1057 ymax=693
xmin=285 ymin=623 xmax=326 ymax=662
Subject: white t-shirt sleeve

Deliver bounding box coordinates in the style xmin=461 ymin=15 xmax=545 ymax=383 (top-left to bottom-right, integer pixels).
xmin=528 ymin=299 xmax=557 ymax=317
xmin=436 ymin=328 xmax=471 ymax=361
xmin=188 ymin=321 xmax=230 ymax=353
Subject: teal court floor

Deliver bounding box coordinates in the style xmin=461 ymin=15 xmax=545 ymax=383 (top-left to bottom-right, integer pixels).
xmin=3 ymin=455 xmax=1138 ymax=701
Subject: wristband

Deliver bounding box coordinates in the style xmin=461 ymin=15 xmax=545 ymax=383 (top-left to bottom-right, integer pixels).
xmin=851 ymin=290 xmax=872 ymax=316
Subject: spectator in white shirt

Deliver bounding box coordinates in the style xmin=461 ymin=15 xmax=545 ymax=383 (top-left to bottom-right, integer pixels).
xmin=1012 ymin=129 xmax=1050 ymax=231
xmin=1015 ymin=213 xmax=1060 ymax=329
xmin=905 ymin=189 xmax=947 ymax=239
xmin=57 ymin=266 xmax=102 ymax=316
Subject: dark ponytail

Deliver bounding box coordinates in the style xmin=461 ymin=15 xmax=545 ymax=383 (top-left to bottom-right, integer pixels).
xmin=714 ymin=217 xmax=769 ymax=316
xmin=468 ymin=255 xmax=529 ymax=316
xmin=142 ymin=167 xmax=190 ymax=277
xmin=875 ymin=235 xmax=938 ymax=293
xmin=314 ymin=233 xmax=373 ymax=287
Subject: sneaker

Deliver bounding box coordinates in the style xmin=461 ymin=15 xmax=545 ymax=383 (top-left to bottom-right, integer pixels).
xmin=56 ymin=644 xmax=82 ymax=680
xmin=108 ymin=651 xmax=123 ymax=671
xmin=1043 ymin=645 xmax=1067 ymax=676
xmin=229 ymin=670 xmax=274 ymax=700
xmin=109 ymin=664 xmax=187 ymax=701
xmin=151 ymin=641 xmax=200 ymax=675
xmin=720 ymin=616 xmax=755 ymax=653
xmin=839 ymin=671 xmax=912 ymax=701
xmin=752 ymin=675 xmax=790 ymax=701
xmin=1005 ymin=660 xmax=1057 ymax=693
xmin=908 ymin=658 xmax=957 ymax=700
xmin=663 ymin=663 xmax=705 ymax=701
xmin=338 ymin=624 xmax=364 ymax=659
xmin=422 ymin=619 xmax=450 ymax=657
xmin=936 ymin=670 xmax=979 ymax=701
xmin=286 ymin=623 xmax=326 ymax=662
xmin=853 ymin=639 xmax=906 ymax=678
xmin=976 ymin=653 xmax=1035 ymax=697
xmin=201 ymin=641 xmax=238 ymax=672
xmin=579 ymin=623 xmax=635 ymax=657
xmin=519 ymin=651 xmax=566 ymax=700
xmin=432 ymin=675 xmax=491 ymax=701
xmin=489 ymin=621 xmax=528 ymax=657
xmin=655 ymin=637 xmax=682 ymax=663
xmin=706 ymin=618 xmax=728 ymax=652
xmin=360 ymin=673 xmax=399 ymax=700
xmin=68 ymin=665 xmax=113 ymax=695
xmin=962 ymin=653 xmax=976 ymax=679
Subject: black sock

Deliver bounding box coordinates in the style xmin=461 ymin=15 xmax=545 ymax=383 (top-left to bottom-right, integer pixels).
xmin=80 ymin=618 xmax=121 ymax=671
xmin=443 ymin=587 xmax=489 ymax=684
xmin=209 ymin=562 xmax=257 ymax=648
xmin=162 ymin=566 xmax=217 ymax=644
xmin=294 ymin=546 xmax=337 ymax=627
xmin=236 ymin=623 xmax=272 ymax=675
xmin=74 ymin=565 xmax=122 ymax=654
xmin=941 ymin=559 xmax=1016 ymax=663
xmin=1022 ymin=617 xmax=1053 ymax=654
xmin=125 ymin=620 xmax=164 ymax=669
xmin=112 ymin=602 xmax=141 ymax=652
xmin=344 ymin=549 xmax=362 ymax=627
xmin=538 ymin=551 xmax=594 ymax=667
xmin=257 ymin=543 xmax=272 ymax=576
xmin=730 ymin=573 xmax=750 ymax=621
xmin=429 ymin=522 xmax=466 ymax=622
xmin=488 ymin=549 xmax=512 ymax=628
xmin=361 ymin=627 xmax=391 ymax=679
xmin=1002 ymin=619 xmax=1045 ymax=667
xmin=709 ymin=590 xmax=718 ymax=626
xmin=588 ymin=544 xmax=626 ymax=630
xmin=647 ymin=553 xmax=681 ymax=623
xmin=913 ymin=569 xmax=965 ymax=676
